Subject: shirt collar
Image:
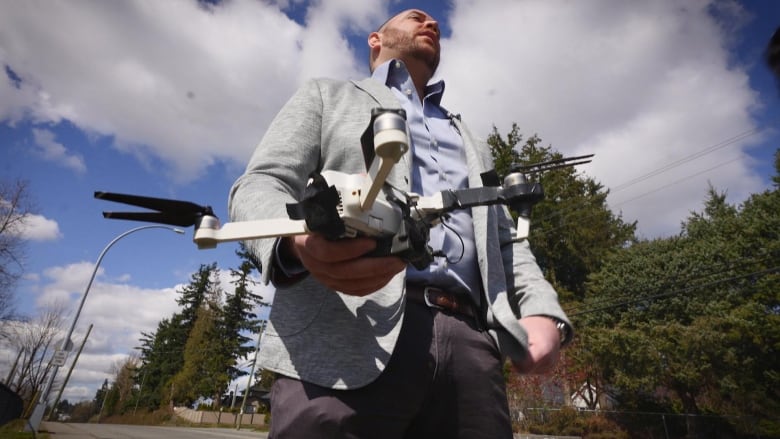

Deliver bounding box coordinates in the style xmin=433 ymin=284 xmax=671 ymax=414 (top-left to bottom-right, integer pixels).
xmin=371 ymin=59 xmax=445 ymax=106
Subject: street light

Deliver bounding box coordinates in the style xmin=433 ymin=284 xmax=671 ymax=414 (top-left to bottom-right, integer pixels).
xmin=26 ymin=224 xmax=184 ymax=432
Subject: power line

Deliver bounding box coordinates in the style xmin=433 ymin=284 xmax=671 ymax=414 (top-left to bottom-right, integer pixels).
xmin=567 ymin=265 xmax=779 ymax=317
xmin=526 ymin=127 xmax=765 ymax=236
xmin=564 ymin=251 xmax=777 ymax=314
xmin=609 ymin=155 xmax=744 ymax=209
xmin=610 ymin=128 xmax=762 ymax=194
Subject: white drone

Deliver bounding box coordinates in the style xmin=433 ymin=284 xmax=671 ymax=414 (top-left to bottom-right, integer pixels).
xmin=96 ymin=108 xmax=592 ymax=269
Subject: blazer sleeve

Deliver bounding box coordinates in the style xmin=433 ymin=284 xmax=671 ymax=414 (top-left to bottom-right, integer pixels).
xmin=497 ymin=203 xmax=574 ymax=344
xmin=229 ymin=79 xmax=325 ymax=285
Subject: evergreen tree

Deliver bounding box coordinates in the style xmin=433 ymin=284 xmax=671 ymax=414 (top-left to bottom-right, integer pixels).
xmin=579 ymin=162 xmax=780 ymax=437
xmin=220 ymin=246 xmax=268 ymax=383
xmin=170 ymin=300 xmax=227 ymax=406
xmin=136 ymin=316 xmax=184 ymax=408
xmin=487 ymin=124 xmax=637 ymax=432
xmin=136 ymin=263 xmax=222 ymax=407
xmin=486 ymin=123 xmax=636 ymax=302
xmin=93 ymin=379 xmax=109 ymax=417
xmin=177 ymin=263 xmax=220 ymax=330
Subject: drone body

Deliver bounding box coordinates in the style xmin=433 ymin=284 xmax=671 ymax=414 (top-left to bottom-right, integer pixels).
xmin=97 ymin=108 xmax=592 ymax=270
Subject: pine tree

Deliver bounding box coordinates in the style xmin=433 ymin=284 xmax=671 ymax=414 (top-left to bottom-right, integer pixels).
xmin=93 ymin=379 xmax=109 ymax=417
xmin=487 ymin=124 xmax=636 ymax=431
xmin=177 ymin=263 xmax=220 ymax=330
xmin=170 ymin=300 xmax=227 ymax=406
xmin=136 ymin=263 xmax=222 ymax=408
xmin=136 ymin=316 xmax=184 ymax=408
xmin=220 ymin=246 xmax=268 ymax=383
xmin=486 ymin=123 xmax=636 ymax=301
xmin=579 ymin=164 xmax=780 ymax=436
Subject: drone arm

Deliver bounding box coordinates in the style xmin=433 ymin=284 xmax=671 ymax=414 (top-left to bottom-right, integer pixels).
xmin=360 ymin=110 xmax=409 ymax=212
xmin=412 ymin=185 xmax=539 ymax=240
xmin=193 ymin=216 xmax=309 ymax=249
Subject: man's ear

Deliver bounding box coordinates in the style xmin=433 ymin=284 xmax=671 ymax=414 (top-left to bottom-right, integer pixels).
xmin=368 ymin=32 xmax=381 ymax=50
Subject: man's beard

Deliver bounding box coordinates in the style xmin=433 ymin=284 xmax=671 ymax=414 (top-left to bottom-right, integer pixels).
xmin=382 ymin=27 xmax=440 ymax=74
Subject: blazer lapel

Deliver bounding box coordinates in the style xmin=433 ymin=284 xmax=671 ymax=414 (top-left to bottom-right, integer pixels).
xmin=351 ymin=78 xmax=411 ymax=191
xmin=352 ymin=78 xmax=399 ymax=107
xmin=452 ymin=116 xmax=489 ymax=271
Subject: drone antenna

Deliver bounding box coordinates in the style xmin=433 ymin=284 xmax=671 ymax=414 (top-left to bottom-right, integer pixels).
xmin=511 ymin=154 xmax=594 ymax=175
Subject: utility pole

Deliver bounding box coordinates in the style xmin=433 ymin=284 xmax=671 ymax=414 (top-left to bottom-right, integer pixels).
xmin=47 ymin=324 xmax=93 ymax=421
xmin=236 ymin=320 xmax=265 ymax=430
xmin=4 ymin=350 xmax=22 ymax=386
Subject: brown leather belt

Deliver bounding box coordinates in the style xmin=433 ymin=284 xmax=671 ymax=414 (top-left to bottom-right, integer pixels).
xmin=405 ymin=285 xmax=476 ymax=318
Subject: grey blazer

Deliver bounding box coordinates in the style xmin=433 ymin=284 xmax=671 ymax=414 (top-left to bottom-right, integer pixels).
xmin=229 ymin=77 xmax=571 ymax=390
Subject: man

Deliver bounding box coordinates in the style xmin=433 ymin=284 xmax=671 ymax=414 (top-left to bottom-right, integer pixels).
xmin=229 ymin=9 xmax=572 ymax=438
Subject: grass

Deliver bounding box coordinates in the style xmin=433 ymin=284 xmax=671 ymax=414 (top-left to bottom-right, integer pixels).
xmin=0 ymin=408 xmax=268 ymax=436
xmin=0 ymin=419 xmax=50 ymax=439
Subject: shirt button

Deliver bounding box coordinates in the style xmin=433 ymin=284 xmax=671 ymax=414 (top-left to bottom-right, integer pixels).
xmin=405 ymin=89 xmax=412 ymax=96
xmin=395 ymin=61 xmax=401 ymax=68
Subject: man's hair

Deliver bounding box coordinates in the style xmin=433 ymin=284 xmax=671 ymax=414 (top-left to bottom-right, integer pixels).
xmin=375 ymin=16 xmax=393 ymax=33
xmin=375 ymin=8 xmax=407 ymax=32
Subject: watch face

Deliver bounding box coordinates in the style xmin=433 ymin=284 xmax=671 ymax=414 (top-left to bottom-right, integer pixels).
xmin=554 ymin=320 xmax=568 ymax=345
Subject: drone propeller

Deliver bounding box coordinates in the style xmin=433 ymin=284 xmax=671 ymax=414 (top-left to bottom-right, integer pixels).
xmin=95 ymin=191 xmax=215 ymax=227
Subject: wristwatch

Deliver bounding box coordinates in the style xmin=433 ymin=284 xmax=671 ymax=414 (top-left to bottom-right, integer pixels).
xmin=548 ymin=317 xmax=570 ymax=347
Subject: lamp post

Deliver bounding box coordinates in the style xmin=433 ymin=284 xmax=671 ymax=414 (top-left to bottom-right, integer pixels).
xmin=26 ymin=224 xmax=184 ymax=432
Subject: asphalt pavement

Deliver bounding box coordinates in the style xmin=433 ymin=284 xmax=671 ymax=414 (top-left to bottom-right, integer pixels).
xmin=39 ymin=422 xmax=581 ymax=438
xmin=39 ymin=422 xmax=269 ymax=438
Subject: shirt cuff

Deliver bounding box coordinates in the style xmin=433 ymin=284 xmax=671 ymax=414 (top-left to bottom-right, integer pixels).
xmin=273 ymin=237 xmax=307 ymax=277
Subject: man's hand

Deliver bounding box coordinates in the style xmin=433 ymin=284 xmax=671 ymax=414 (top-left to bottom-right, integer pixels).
xmin=513 ymin=316 xmax=561 ymax=374
xmin=283 ymin=233 xmax=406 ymax=296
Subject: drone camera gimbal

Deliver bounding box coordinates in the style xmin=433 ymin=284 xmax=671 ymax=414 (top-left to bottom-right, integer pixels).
xmin=96 ymin=108 xmax=593 ymax=269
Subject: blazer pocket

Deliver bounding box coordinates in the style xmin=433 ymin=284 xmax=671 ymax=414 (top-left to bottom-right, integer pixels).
xmin=266 ymin=277 xmax=326 ymax=336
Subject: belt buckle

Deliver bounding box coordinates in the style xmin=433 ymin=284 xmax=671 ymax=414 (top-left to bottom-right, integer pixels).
xmin=423 ymin=287 xmax=444 ymax=310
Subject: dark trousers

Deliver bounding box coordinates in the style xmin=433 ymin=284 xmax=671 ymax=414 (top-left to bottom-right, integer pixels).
xmin=268 ymin=299 xmax=513 ymax=439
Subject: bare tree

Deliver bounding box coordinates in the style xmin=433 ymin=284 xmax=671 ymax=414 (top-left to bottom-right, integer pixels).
xmin=2 ymin=301 xmax=67 ymax=408
xmin=0 ymin=179 xmax=35 ymax=324
xmin=107 ymin=354 xmax=140 ymax=415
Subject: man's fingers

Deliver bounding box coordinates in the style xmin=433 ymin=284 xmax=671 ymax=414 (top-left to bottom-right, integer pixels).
xmin=295 ymin=234 xmax=377 ymax=262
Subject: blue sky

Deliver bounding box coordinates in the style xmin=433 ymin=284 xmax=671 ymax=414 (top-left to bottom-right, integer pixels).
xmin=1 ymin=0 xmax=778 ymax=402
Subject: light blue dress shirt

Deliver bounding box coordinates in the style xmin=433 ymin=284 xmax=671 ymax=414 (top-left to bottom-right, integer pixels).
xmin=371 ymin=60 xmax=480 ymax=298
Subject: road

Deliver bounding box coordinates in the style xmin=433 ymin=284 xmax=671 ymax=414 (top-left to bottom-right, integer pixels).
xmin=38 ymin=422 xmax=584 ymax=438
xmin=40 ymin=422 xmax=269 ymax=438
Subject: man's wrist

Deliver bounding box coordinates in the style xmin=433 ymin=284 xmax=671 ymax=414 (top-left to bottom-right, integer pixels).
xmin=546 ymin=317 xmax=571 ymax=347
xmin=274 ymin=237 xmax=307 ymax=276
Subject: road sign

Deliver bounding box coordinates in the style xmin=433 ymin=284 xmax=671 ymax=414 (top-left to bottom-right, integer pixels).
xmin=57 ymin=337 xmax=74 ymax=351
xmin=51 ymin=350 xmax=69 ymax=367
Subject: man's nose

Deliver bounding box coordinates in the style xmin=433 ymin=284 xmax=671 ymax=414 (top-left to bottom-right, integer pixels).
xmin=424 ymin=19 xmax=440 ymax=37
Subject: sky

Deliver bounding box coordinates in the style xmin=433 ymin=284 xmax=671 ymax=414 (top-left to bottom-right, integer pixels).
xmin=1 ymin=0 xmax=778 ymax=403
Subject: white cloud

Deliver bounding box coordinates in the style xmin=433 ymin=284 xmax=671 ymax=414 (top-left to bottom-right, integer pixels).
xmin=2 ymin=0 xmax=765 ymax=238
xmin=23 ymin=260 xmax=272 ymax=402
xmin=14 ymin=213 xmax=62 ymax=241
xmin=31 ymin=128 xmax=87 ymax=174
xmin=439 ymin=0 xmax=763 ymax=237
xmin=0 ymin=0 xmax=308 ymax=181
xmin=0 ymin=0 xmax=400 ymax=184
xmin=0 ymin=197 xmax=61 ymax=241
xmin=294 ymin=0 xmax=385 ymax=82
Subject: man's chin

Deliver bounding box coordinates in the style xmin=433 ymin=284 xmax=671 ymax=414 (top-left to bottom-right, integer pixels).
xmin=411 ymin=51 xmax=439 ymax=74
